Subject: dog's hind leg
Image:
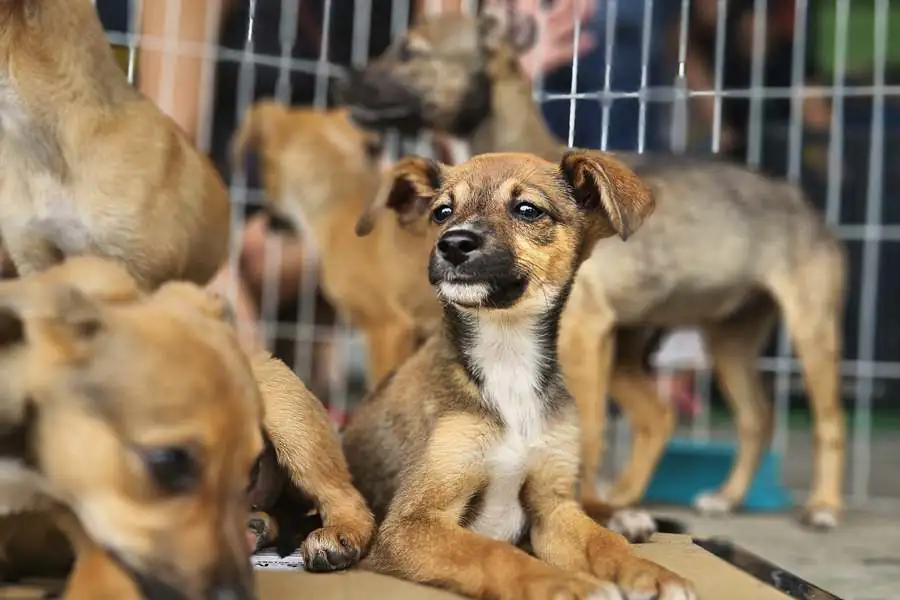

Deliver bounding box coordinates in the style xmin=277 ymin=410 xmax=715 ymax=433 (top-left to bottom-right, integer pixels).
xmin=768 ymin=247 xmax=846 ymax=530
xmin=693 ymin=296 xmax=778 ymax=516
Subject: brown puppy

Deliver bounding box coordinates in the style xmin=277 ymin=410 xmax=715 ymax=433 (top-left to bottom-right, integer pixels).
xmin=342 ymin=152 xmax=696 ymax=600
xmin=134 ymin=279 xmax=376 ymax=574
xmin=0 ymin=0 xmax=230 ymax=290
xmin=232 ymin=103 xmax=440 ymax=387
xmin=0 ymin=259 xmax=263 ymax=599
xmin=340 ymin=12 xmax=848 ymax=530
xmin=234 ymin=103 xmax=655 ymax=545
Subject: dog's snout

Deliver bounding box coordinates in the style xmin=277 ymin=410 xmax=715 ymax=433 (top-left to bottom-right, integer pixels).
xmin=437 ymin=230 xmax=483 ymax=266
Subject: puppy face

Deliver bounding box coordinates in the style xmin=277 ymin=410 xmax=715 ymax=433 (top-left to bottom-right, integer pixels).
xmin=0 ymin=281 xmax=263 ymax=600
xmin=374 ymin=152 xmax=655 ymax=312
xmin=340 ymin=13 xmax=535 ymax=136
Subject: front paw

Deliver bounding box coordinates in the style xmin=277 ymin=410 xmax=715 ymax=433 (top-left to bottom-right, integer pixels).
xmin=247 ymin=512 xmax=279 ymax=553
xmin=301 ymin=525 xmax=368 ymax=572
xmin=606 ymin=509 xmax=657 ymax=544
xmin=600 ymin=556 xmax=697 ymax=600
xmin=518 ymin=570 xmax=622 ymax=600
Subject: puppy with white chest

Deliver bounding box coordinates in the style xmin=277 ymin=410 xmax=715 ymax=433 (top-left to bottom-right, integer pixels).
xmin=342 ymin=151 xmax=696 ymax=600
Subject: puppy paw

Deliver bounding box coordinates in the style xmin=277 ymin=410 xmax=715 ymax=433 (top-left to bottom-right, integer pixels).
xmin=800 ymin=505 xmax=840 ymax=531
xmin=606 ymin=509 xmax=657 ymax=544
xmin=518 ymin=571 xmax=622 ymax=600
xmin=300 ymin=525 xmax=366 ymax=572
xmin=247 ymin=512 xmax=278 ymax=553
xmin=692 ymin=491 xmax=735 ymax=516
xmin=609 ymin=556 xmax=698 ymax=600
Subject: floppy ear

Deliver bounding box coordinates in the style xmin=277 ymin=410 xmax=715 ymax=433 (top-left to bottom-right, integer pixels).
xmin=153 ymin=282 xmax=237 ymax=326
xmin=559 ymin=150 xmax=655 ymax=244
xmin=355 ymin=156 xmax=444 ymax=237
xmin=478 ymin=4 xmax=537 ymax=54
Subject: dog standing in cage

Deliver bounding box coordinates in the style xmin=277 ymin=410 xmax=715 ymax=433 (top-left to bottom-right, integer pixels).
xmin=0 ymin=0 xmax=231 ymax=291
xmin=340 ymin=10 xmax=849 ymax=530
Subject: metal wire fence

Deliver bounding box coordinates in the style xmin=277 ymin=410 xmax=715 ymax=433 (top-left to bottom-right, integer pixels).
xmin=101 ymin=0 xmax=900 ymax=508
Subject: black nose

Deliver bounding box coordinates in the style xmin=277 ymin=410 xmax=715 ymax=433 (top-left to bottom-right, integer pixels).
xmin=437 ymin=230 xmax=483 ymax=266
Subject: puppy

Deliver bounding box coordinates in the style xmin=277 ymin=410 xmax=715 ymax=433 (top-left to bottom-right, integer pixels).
xmin=232 ymin=102 xmax=440 ymax=387
xmin=0 ymin=258 xmax=264 ymax=599
xmin=140 ymin=279 xmax=376 ymax=574
xmin=342 ymin=151 xmax=695 ymax=600
xmin=340 ymin=11 xmax=848 ymax=529
xmin=0 ymin=0 xmax=230 ymax=290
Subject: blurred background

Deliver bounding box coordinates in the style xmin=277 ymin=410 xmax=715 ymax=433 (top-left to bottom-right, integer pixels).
xmin=95 ymin=1 xmax=899 ymax=598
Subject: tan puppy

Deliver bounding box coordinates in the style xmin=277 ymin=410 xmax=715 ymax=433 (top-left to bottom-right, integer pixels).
xmin=232 ymin=103 xmax=440 ymax=387
xmin=341 ymin=12 xmax=848 ymax=530
xmin=0 ymin=258 xmax=264 ymax=599
xmin=110 ymin=275 xmax=376 ymax=574
xmin=233 ymin=103 xmax=655 ymax=545
xmin=342 ymin=152 xmax=696 ymax=600
xmin=0 ymin=0 xmax=230 ymax=290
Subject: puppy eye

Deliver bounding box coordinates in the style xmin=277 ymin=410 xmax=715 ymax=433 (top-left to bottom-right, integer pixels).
xmin=141 ymin=446 xmax=201 ymax=495
xmin=513 ymin=201 xmax=545 ymax=222
xmin=432 ymin=204 xmax=453 ymax=224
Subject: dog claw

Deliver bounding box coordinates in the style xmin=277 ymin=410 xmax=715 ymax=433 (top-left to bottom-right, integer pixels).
xmin=606 ymin=509 xmax=657 ymax=544
xmin=693 ymin=491 xmax=734 ymax=516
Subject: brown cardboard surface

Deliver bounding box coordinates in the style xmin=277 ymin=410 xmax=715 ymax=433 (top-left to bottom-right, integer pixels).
xmin=0 ymin=535 xmax=790 ymax=600
xmin=253 ymin=534 xmax=791 ymax=600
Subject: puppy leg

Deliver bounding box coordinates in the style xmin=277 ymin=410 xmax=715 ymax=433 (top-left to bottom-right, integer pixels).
xmin=560 ymin=301 xmax=615 ymax=509
xmin=367 ymin=414 xmax=615 ymax=600
xmin=524 ymin=428 xmax=696 ymax=600
xmin=604 ymin=367 xmax=676 ymax=508
xmin=255 ymin=354 xmax=375 ymax=571
xmin=693 ymin=299 xmax=777 ymax=516
xmin=771 ymin=271 xmax=846 ymax=529
xmin=362 ymin=315 xmax=416 ymax=387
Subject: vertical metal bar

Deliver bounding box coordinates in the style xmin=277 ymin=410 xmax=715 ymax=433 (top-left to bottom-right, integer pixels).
xmin=710 ymin=0 xmax=727 ymax=154
xmin=315 ymin=0 xmax=336 ymax=107
xmin=825 ymin=0 xmax=849 ymax=226
xmin=227 ymin=0 xmax=260 ymax=316
xmin=599 ymin=0 xmax=618 ymax=151
xmin=745 ymin=0 xmax=767 ymax=169
xmin=276 ymin=0 xmax=302 ymax=102
xmin=852 ymin=0 xmax=888 ymax=507
xmin=565 ymin=0 xmax=583 ymax=148
xmin=670 ymin=0 xmax=691 ymax=155
xmin=351 ymin=0 xmax=374 ymax=67
xmin=636 ymin=0 xmax=654 ymax=154
xmin=127 ymin=0 xmax=142 ymax=85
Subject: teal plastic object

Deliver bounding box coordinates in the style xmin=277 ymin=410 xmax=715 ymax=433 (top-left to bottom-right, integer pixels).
xmin=642 ymin=437 xmax=794 ymax=512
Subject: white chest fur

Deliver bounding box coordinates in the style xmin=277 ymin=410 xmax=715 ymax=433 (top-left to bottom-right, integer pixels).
xmin=467 ymin=315 xmax=546 ymax=542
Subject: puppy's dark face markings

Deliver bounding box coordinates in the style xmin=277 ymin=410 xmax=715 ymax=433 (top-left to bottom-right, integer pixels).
xmin=427 ymin=155 xmax=588 ymax=311
xmin=341 ymin=14 xmax=534 ymax=137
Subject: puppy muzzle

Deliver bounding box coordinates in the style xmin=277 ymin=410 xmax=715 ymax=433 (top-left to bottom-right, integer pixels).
xmin=429 ymin=228 xmax=527 ymax=309
xmin=340 ymin=67 xmax=426 ymax=134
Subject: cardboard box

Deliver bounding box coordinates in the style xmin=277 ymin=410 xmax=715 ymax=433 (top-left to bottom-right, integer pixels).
xmin=0 ymin=534 xmax=792 ymax=600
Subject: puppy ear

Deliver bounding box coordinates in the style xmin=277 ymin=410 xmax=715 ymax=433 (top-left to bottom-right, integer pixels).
xmin=478 ymin=4 xmax=537 ymax=54
xmin=355 ymin=156 xmax=444 ymax=237
xmin=231 ymin=100 xmax=289 ymax=171
xmin=153 ymin=282 xmax=237 ymax=326
xmin=559 ymin=150 xmax=655 ymax=243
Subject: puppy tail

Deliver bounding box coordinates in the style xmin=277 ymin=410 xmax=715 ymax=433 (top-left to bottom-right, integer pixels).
xmin=230 ymin=100 xmax=288 ymax=171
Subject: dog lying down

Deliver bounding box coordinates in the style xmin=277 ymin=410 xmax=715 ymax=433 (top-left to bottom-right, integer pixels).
xmin=0 ymin=256 xmax=374 ymax=599
xmin=343 ymin=151 xmax=697 ymax=600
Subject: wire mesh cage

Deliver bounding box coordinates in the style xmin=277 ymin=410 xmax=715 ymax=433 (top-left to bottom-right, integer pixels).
xmin=101 ymin=0 xmax=900 ymax=509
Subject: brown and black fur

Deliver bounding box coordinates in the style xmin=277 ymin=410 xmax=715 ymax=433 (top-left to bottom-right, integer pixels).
xmin=340 ymin=11 xmax=848 ymax=530
xmin=341 ymin=151 xmax=696 ymax=600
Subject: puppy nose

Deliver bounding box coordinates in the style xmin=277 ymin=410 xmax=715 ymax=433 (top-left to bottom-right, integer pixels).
xmin=437 ymin=230 xmax=483 ymax=266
